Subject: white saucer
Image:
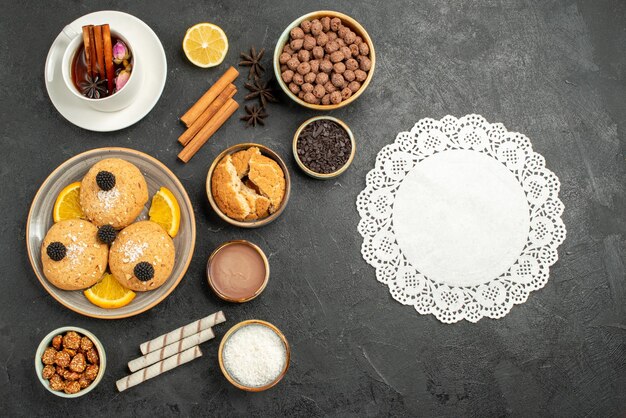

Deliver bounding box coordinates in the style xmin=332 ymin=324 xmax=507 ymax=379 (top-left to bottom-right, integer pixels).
xmin=44 ymin=11 xmax=167 ymax=132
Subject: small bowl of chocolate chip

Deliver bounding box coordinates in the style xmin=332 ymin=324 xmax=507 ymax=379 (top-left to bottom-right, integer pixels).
xmin=274 ymin=11 xmax=375 ymax=109
xmin=35 ymin=326 xmax=105 ymax=398
xmin=293 ymin=116 xmax=356 ymax=179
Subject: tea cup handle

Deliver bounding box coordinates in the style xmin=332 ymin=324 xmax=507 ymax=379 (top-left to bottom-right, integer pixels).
xmin=46 ymin=25 xmax=81 ymax=83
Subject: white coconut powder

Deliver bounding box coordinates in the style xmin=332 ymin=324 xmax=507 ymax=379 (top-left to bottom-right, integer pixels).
xmin=119 ymin=240 xmax=149 ymax=263
xmin=97 ymin=188 xmax=120 ymax=210
xmin=222 ymin=324 xmax=287 ymax=388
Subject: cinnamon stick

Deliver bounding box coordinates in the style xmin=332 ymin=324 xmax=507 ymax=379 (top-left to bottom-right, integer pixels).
xmin=180 ymin=66 xmax=239 ymax=127
xmin=81 ymin=26 xmax=94 ymax=79
xmin=87 ymin=26 xmax=97 ymax=79
xmin=178 ymin=99 xmax=239 ymax=163
xmin=101 ymin=24 xmax=115 ymax=95
xmin=93 ymin=25 xmax=105 ymax=81
xmin=178 ymin=84 xmax=236 ymax=146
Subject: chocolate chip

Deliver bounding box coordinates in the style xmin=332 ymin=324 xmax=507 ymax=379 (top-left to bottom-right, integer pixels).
xmin=296 ymin=120 xmax=352 ymax=174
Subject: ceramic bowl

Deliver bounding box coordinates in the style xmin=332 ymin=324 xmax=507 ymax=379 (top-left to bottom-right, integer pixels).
xmin=273 ymin=10 xmax=375 ymax=110
xmin=206 ymin=143 xmax=291 ymax=228
xmin=292 ymin=116 xmax=356 ymax=179
xmin=206 ymin=240 xmax=270 ymax=303
xmin=26 ymin=147 xmax=196 ymax=319
xmin=35 ymin=326 xmax=106 ymax=398
xmin=218 ymin=320 xmax=290 ymax=392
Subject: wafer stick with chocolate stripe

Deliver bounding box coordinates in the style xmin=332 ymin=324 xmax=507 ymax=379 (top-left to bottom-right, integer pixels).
xmin=139 ymin=311 xmax=226 ymax=355
xmin=128 ymin=328 xmax=214 ymax=372
xmin=116 ymin=346 xmax=202 ymax=392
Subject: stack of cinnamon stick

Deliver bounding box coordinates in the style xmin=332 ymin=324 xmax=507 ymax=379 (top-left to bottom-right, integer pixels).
xmin=177 ymin=67 xmax=240 ymax=163
xmin=81 ymin=24 xmax=115 ymax=94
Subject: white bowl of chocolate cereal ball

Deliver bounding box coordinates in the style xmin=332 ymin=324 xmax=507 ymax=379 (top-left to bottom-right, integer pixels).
xmin=35 ymin=326 xmax=105 ymax=398
xmin=274 ymin=11 xmax=375 ymax=109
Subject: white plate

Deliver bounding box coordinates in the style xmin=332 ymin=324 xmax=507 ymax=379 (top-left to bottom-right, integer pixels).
xmin=44 ymin=10 xmax=167 ymax=132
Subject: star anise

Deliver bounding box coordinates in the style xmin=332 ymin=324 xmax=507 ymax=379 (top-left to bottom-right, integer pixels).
xmin=240 ymin=104 xmax=268 ymax=127
xmin=239 ymin=47 xmax=265 ymax=80
xmin=244 ymin=79 xmax=277 ymax=108
xmin=79 ymin=74 xmax=108 ymax=99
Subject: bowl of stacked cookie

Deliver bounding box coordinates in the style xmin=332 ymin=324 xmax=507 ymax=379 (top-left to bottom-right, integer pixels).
xmin=206 ymin=144 xmax=291 ymax=228
xmin=274 ymin=11 xmax=375 ymax=109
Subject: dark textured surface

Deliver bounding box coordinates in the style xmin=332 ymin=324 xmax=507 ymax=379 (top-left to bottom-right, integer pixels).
xmin=1 ymin=0 xmax=625 ymax=417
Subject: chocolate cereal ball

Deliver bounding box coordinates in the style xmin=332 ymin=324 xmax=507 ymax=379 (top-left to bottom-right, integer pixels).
xmin=290 ymin=38 xmax=303 ymax=51
xmin=289 ymin=83 xmax=300 ymax=94
xmin=325 ymin=41 xmax=339 ymax=54
xmin=330 ymin=17 xmax=342 ymax=31
xmin=311 ymin=20 xmax=323 ymax=36
xmin=297 ymin=49 xmax=310 ymax=62
xmin=354 ymin=69 xmax=367 ymax=82
xmin=316 ymin=72 xmax=329 ymax=85
xmin=333 ymin=62 xmax=346 ymax=74
xmin=304 ymin=72 xmax=316 ymax=84
xmin=349 ymin=44 xmax=359 ymax=57
xmin=331 ymin=73 xmax=345 ymax=88
xmin=321 ymin=94 xmax=331 ymax=105
xmin=312 ymin=46 xmax=324 ymax=59
xmin=357 ymin=56 xmax=372 ymax=71
xmin=343 ymin=70 xmax=355 ymax=82
xmin=303 ymin=35 xmax=316 ymax=50
xmin=340 ymin=46 xmax=352 ymax=60
xmin=316 ymin=32 xmax=329 ymax=47
xmin=301 ymin=83 xmax=314 ymax=93
xmin=297 ymin=62 xmax=311 ymax=75
xmin=359 ymin=42 xmax=370 ymax=56
xmin=330 ymin=51 xmax=344 ymax=63
xmin=282 ymin=70 xmax=294 ymax=83
xmin=313 ymin=84 xmax=326 ymax=99
xmin=309 ymin=60 xmax=320 ymax=73
xmin=345 ymin=58 xmax=358 ymax=71
xmin=324 ymin=81 xmax=337 ymax=93
xmin=348 ymin=81 xmax=361 ymax=93
xmin=330 ymin=90 xmax=342 ymax=104
xmin=320 ymin=60 xmax=333 ymax=73
xmin=292 ymin=73 xmax=304 ymax=85
xmin=303 ymin=92 xmax=317 ymax=104
xmin=279 ymin=52 xmax=291 ymax=64
xmin=321 ymin=17 xmax=331 ymax=31
xmin=300 ymin=20 xmax=312 ymax=33
xmin=287 ymin=57 xmax=299 ymax=71
xmin=290 ymin=27 xmax=304 ymax=39
xmin=341 ymin=87 xmax=352 ymax=100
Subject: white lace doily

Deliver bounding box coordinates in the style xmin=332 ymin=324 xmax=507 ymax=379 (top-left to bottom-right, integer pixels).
xmin=356 ymin=115 xmax=566 ymax=323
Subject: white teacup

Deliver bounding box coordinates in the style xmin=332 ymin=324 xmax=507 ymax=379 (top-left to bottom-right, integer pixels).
xmin=53 ymin=25 xmax=142 ymax=112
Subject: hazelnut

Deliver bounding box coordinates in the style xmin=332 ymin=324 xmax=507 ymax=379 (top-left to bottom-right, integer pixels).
xmin=349 ymin=44 xmax=359 ymax=57
xmin=286 ymin=57 xmax=300 ymax=71
xmin=290 ymin=38 xmax=304 ymax=51
xmin=293 ymin=73 xmax=304 ymax=85
xmin=354 ymin=69 xmax=367 ymax=82
xmin=80 ymin=337 xmax=94 ymax=352
xmin=79 ymin=375 xmax=91 ymax=389
xmin=316 ymin=32 xmax=329 ymax=47
xmin=344 ymin=31 xmax=357 ymax=45
xmin=340 ymin=46 xmax=352 ymax=60
xmin=341 ymin=87 xmax=353 ymax=100
xmin=300 ymin=20 xmax=312 ymax=33
xmin=289 ymin=82 xmax=300 ymax=94
xmin=324 ymin=81 xmax=337 ymax=93
xmin=331 ymin=73 xmax=345 ymax=88
xmin=283 ymin=44 xmax=295 ymax=55
xmin=303 ymin=35 xmax=316 ymax=50
xmin=320 ymin=60 xmax=333 ymax=73
xmin=63 ymin=331 xmax=81 ymax=350
xmin=290 ymin=27 xmax=305 ymax=39
xmin=297 ymin=61 xmax=311 ymax=75
xmin=42 ymin=364 xmax=55 ymax=380
xmin=312 ymin=46 xmax=324 ymax=59
xmin=279 ymin=52 xmax=291 ymax=64
xmin=311 ymin=20 xmax=323 ymax=36
xmin=309 ymin=59 xmax=320 ymax=73
xmin=86 ymin=348 xmax=99 ymax=365
xmin=84 ymin=364 xmax=99 ymax=381
xmin=54 ymin=350 xmax=71 ymax=368
xmin=348 ymin=81 xmax=361 ymax=93
xmin=282 ymin=70 xmax=295 ymax=83
xmin=330 ymin=17 xmax=342 ymax=31
xmin=42 ymin=347 xmax=57 ymax=365
xmin=321 ymin=17 xmax=331 ymax=32
xmin=69 ymin=353 xmax=87 ymax=373
xmin=52 ymin=335 xmax=62 ymax=351
xmin=327 ymin=31 xmax=338 ymax=41
xmin=304 ymin=72 xmax=317 ymax=83
xmin=333 ymin=62 xmax=346 ymax=74
xmin=357 ymin=56 xmax=372 ymax=71
xmin=301 ymin=83 xmax=314 ymax=93
xmin=303 ymin=92 xmax=318 ymax=104
xmin=330 ymin=90 xmax=342 ymax=104
xmin=330 ymin=51 xmax=344 ymax=63
xmin=313 ymin=84 xmax=326 ymax=99
xmin=359 ymin=42 xmax=370 ymax=56
xmin=343 ymin=69 xmax=356 ymax=82
xmin=316 ymin=72 xmax=329 ymax=85
xmin=63 ymin=370 xmax=81 ymax=381
xmin=324 ymin=41 xmax=339 ymax=54
xmin=345 ymin=58 xmax=359 ymax=71
xmin=49 ymin=374 xmax=65 ymax=391
xmin=297 ymin=49 xmax=310 ymax=62
xmin=338 ymin=26 xmax=350 ymax=39
xmin=64 ymin=381 xmax=81 ymax=395
xmin=321 ymin=94 xmax=331 ymax=105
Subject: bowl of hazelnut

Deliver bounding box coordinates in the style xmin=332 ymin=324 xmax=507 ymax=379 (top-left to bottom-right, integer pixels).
xmin=274 ymin=11 xmax=375 ymax=109
xmin=35 ymin=326 xmax=105 ymax=398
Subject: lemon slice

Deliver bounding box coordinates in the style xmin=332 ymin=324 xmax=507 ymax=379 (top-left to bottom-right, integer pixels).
xmin=84 ymin=273 xmax=136 ymax=309
xmin=149 ymin=187 xmax=181 ymax=237
xmin=53 ymin=182 xmax=85 ymax=222
xmin=183 ymin=23 xmax=228 ymax=68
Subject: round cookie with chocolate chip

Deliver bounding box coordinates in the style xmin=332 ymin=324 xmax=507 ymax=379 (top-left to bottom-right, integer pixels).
xmin=41 ymin=219 xmax=108 ymax=290
xmin=109 ymin=221 xmax=175 ymax=291
xmin=80 ymin=158 xmax=148 ymax=228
